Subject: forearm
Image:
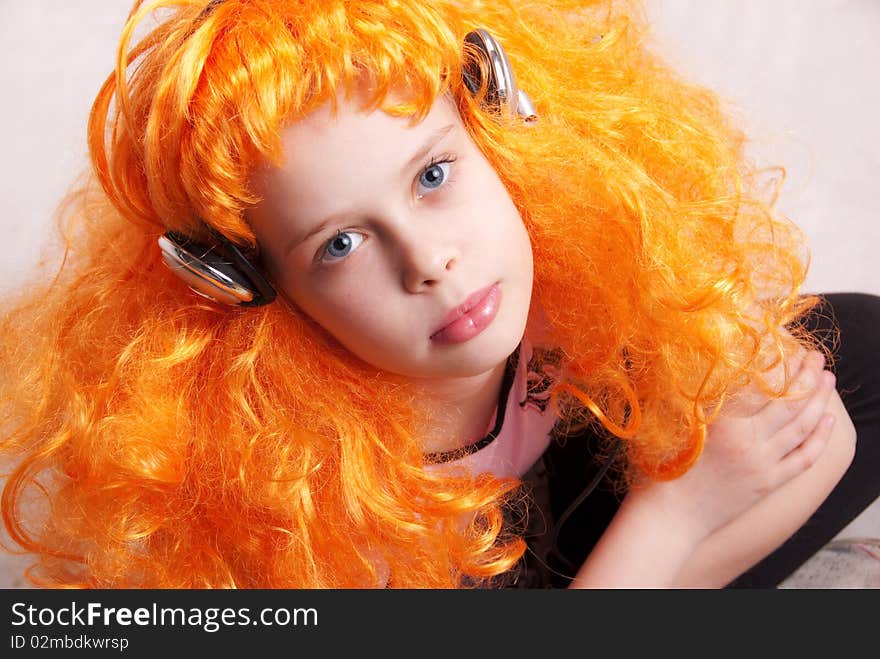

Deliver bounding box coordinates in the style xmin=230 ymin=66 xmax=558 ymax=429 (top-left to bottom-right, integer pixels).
xmin=567 ymin=489 xmax=701 ymax=588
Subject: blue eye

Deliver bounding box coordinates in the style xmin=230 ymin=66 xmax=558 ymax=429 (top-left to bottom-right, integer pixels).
xmin=416 ymin=158 xmax=454 ymax=197
xmin=321 ymin=230 xmax=365 ymax=262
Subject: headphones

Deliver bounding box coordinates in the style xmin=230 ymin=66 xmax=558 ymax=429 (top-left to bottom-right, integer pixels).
xmin=157 ymin=29 xmax=538 ymax=307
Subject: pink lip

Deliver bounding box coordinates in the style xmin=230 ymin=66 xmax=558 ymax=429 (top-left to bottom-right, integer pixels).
xmin=430 ymin=283 xmax=501 ymax=345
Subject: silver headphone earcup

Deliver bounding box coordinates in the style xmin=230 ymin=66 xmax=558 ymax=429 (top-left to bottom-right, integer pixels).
xmin=157 ymin=232 xmax=276 ymax=306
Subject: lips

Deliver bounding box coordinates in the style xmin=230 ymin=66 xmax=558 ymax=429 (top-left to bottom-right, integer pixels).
xmin=430 ymin=283 xmax=502 ymax=345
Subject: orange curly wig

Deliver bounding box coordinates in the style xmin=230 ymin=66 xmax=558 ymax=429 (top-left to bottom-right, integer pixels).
xmin=0 ymin=0 xmax=820 ymax=587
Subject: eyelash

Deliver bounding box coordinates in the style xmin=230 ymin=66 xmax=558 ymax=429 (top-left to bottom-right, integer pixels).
xmin=316 ymin=153 xmax=458 ymax=265
xmin=411 ymin=152 xmax=459 ymax=209
xmin=418 ymin=153 xmax=457 ymax=192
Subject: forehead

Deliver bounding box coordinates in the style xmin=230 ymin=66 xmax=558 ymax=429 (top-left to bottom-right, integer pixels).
xmin=285 ymin=95 xmax=456 ymax=166
xmin=253 ymin=94 xmax=462 ymax=210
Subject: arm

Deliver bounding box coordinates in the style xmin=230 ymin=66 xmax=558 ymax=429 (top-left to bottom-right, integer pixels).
xmin=673 ymin=386 xmax=855 ymax=587
xmin=569 ymin=339 xmax=851 ymax=588
xmin=566 ymin=484 xmax=704 ymax=588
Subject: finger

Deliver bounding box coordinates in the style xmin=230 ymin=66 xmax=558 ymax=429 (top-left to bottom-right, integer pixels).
xmin=774 ymin=412 xmax=836 ymax=486
xmin=753 ymin=350 xmax=826 ymax=434
xmin=770 ymin=369 xmax=837 ymax=460
xmin=761 ymin=346 xmax=813 ymax=393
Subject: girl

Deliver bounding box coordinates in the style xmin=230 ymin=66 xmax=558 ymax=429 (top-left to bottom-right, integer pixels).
xmin=0 ymin=0 xmax=877 ymax=588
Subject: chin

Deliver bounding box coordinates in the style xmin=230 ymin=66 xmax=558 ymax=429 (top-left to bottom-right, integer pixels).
xmin=439 ymin=322 xmax=525 ymax=378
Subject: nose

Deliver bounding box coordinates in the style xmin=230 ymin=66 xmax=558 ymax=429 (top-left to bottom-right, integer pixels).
xmin=398 ymin=227 xmax=459 ymax=294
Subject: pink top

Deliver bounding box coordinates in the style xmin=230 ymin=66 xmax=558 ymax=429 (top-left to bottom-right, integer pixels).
xmin=425 ymin=340 xmax=562 ymax=479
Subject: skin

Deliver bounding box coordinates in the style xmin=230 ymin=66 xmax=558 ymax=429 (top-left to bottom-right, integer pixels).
xmin=247 ymin=93 xmax=856 ymax=587
xmin=247 ymin=92 xmax=534 ymax=451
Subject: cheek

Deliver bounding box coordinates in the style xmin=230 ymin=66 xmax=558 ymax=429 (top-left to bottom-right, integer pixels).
xmin=468 ymin=167 xmax=526 ymax=236
xmin=287 ymin=277 xmax=356 ymax=326
xmin=283 ymin=270 xmax=407 ymax=347
xmin=484 ymin=189 xmax=532 ymax=264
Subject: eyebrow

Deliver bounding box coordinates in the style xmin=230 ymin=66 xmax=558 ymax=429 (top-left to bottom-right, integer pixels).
xmin=400 ymin=123 xmax=455 ymax=179
xmin=283 ymin=123 xmax=456 ymax=256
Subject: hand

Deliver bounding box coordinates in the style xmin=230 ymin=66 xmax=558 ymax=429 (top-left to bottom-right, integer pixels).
xmin=630 ymin=349 xmax=838 ymax=544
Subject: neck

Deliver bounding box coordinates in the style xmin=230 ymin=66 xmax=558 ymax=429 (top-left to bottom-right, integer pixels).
xmin=410 ymin=359 xmax=509 ymax=455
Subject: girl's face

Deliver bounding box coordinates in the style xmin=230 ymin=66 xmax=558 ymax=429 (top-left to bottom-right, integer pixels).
xmin=248 ymin=94 xmax=533 ymax=380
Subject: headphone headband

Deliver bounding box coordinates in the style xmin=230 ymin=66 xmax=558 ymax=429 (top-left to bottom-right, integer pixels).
xmin=463 ymin=29 xmax=538 ymax=122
